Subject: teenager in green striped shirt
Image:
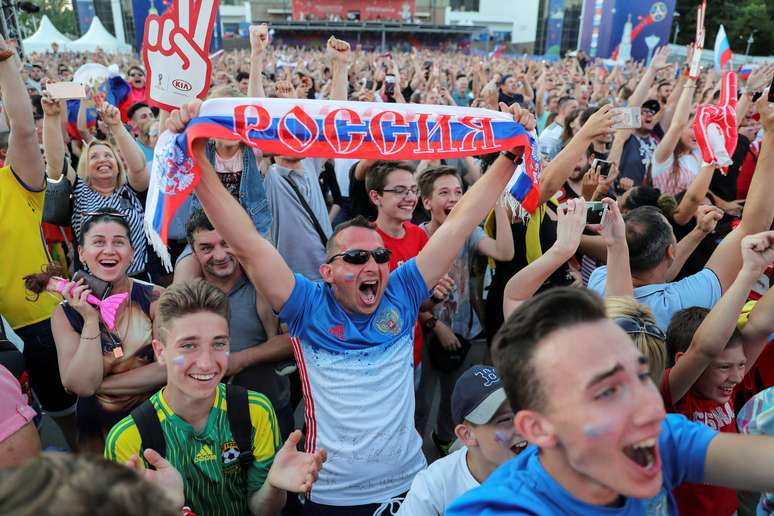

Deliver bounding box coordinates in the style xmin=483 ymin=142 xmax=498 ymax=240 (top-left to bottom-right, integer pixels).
xmin=105 ymin=280 xmax=326 ymax=515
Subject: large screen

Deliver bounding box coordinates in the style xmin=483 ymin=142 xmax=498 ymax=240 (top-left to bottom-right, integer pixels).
xmin=291 ymin=0 xmax=416 ymax=22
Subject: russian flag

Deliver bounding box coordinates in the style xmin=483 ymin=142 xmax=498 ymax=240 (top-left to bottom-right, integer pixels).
xmin=738 ymin=64 xmax=757 ymax=80
xmin=489 ymin=44 xmax=506 ymax=59
xmin=714 ymin=25 xmax=732 ymax=71
xmin=66 ymin=76 xmax=132 ymax=140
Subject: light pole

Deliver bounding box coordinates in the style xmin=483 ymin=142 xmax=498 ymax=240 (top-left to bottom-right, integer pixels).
xmin=671 ymin=12 xmax=680 ymax=45
xmin=745 ymin=30 xmax=756 ymax=59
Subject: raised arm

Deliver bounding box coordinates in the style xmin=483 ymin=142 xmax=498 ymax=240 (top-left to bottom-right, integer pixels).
xmin=41 ymin=93 xmax=75 ymax=182
xmin=100 ymin=102 xmax=149 ymax=191
xmin=664 ymin=205 xmax=722 ymax=282
xmin=666 ymin=233 xmax=771 ymax=403
xmin=416 ymin=103 xmax=536 ymax=289
xmin=0 ymin=41 xmax=44 ymax=188
xmin=248 ymin=24 xmax=268 ymax=98
xmin=595 ymin=198 xmax=632 ymax=298
xmin=627 ymin=46 xmax=670 ymax=109
xmin=538 ymin=105 xmax=617 ymax=205
xmin=705 ymin=433 xmax=774 ymax=493
xmin=704 ymin=94 xmax=774 ymax=292
xmin=503 ymin=199 xmax=586 ymax=319
xmin=671 ymin=164 xmax=717 ymax=226
xmin=737 ymin=233 xmax=774 ymax=366
xmin=476 ymin=200 xmax=514 ymax=262
xmin=653 ymin=78 xmax=696 ymax=164
xmin=326 ymin=36 xmax=350 ymax=101
xmin=737 ymin=64 xmax=774 ymax=127
xmin=168 ymin=102 xmax=295 ymax=312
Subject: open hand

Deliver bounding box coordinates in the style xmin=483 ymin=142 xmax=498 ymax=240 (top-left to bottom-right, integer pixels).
xmin=267 ymin=430 xmax=327 ymax=493
xmin=577 ymin=104 xmax=618 ymax=142
xmin=553 ymin=198 xmax=586 ymax=257
xmin=125 ymin=448 xmax=185 ymax=510
xmin=250 ymin=23 xmax=269 ymax=55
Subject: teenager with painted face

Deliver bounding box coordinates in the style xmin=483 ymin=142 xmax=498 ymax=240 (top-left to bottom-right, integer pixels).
xmin=449 ymin=287 xmax=774 ymax=515
xmin=166 ymin=97 xmax=536 ymax=514
xmin=105 ymin=280 xmax=325 ymax=516
xmin=397 ymin=365 xmax=526 ymax=516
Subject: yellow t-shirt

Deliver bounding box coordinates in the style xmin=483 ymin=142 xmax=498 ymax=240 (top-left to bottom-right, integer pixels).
xmin=0 ymin=166 xmax=58 ymax=328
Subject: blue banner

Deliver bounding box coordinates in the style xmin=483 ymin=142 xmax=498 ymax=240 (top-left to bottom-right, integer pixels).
xmin=579 ymin=0 xmax=675 ymax=62
xmin=75 ymin=0 xmax=96 ymax=35
xmin=544 ymin=0 xmax=565 ymax=56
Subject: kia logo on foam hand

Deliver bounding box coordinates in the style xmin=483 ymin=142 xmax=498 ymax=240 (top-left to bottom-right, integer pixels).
xmin=172 ymin=79 xmax=193 ymax=92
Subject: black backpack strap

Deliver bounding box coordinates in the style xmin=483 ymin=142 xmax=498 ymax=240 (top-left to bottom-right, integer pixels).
xmin=226 ymin=384 xmax=254 ymax=469
xmin=130 ymin=400 xmax=166 ymax=469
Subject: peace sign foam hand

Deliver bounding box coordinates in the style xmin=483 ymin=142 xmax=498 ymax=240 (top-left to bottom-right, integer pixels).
xmin=143 ymin=0 xmax=219 ymax=111
xmin=693 ymin=71 xmax=738 ymax=172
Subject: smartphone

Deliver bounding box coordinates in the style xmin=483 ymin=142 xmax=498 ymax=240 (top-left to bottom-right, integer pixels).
xmin=364 ymin=79 xmax=374 ymax=90
xmin=611 ymin=107 xmax=642 ymax=129
xmin=768 ymin=73 xmax=774 ymax=103
xmin=586 ymin=201 xmax=608 ymax=225
xmin=591 ymin=158 xmax=612 ymax=177
xmin=384 ymin=75 xmax=395 ymax=96
xmin=72 ymin=270 xmax=112 ymax=300
xmin=47 ymin=82 xmax=87 ymax=100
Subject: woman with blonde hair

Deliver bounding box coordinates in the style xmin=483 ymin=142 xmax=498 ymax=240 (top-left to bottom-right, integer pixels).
xmin=606 ymin=296 xmax=668 ymax=385
xmin=41 ymin=94 xmax=153 ymax=279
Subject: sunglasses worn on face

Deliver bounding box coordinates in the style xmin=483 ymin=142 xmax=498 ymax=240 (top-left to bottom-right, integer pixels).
xmin=614 ymin=317 xmax=666 ymax=341
xmin=326 ymin=247 xmax=392 ymax=265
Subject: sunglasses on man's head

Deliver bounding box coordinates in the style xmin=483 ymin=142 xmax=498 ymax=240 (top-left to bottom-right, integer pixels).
xmin=326 ymin=248 xmax=392 ymax=265
xmin=613 ymin=317 xmax=666 ymax=341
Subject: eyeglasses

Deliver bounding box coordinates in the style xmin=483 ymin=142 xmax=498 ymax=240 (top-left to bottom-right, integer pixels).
xmin=381 ymin=186 xmax=419 ymax=198
xmin=326 ymin=247 xmax=392 ymax=265
xmin=613 ymin=317 xmax=666 ymax=341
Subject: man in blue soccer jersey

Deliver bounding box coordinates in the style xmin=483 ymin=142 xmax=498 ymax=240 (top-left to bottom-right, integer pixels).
xmin=166 ymin=99 xmax=536 ymax=514
xmin=447 ymin=287 xmax=774 ymax=515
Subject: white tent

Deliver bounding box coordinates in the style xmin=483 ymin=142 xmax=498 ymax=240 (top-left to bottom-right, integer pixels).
xmin=22 ymin=15 xmax=72 ymax=54
xmin=65 ymin=16 xmax=131 ymax=53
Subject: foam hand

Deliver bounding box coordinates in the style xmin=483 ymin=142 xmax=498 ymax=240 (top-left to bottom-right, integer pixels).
xmin=143 ymin=0 xmax=219 ymax=110
xmin=693 ymin=71 xmax=738 ymax=172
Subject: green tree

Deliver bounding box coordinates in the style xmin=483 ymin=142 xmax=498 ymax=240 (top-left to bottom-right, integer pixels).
xmin=19 ymin=0 xmax=78 ymax=40
xmin=674 ymin=0 xmax=774 ymax=57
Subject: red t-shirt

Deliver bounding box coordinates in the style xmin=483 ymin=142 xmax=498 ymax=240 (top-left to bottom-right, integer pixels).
xmin=660 ymin=367 xmax=737 ymax=516
xmin=375 ymin=222 xmax=429 ymax=368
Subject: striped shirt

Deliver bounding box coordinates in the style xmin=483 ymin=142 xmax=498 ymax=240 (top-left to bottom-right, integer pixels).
xmin=72 ymin=176 xmax=148 ymax=276
xmin=104 ymin=384 xmax=280 ymax=516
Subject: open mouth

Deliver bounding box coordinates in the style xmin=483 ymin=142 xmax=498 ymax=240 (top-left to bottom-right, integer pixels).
xmin=358 ymin=279 xmax=378 ymax=305
xmin=96 ymin=164 xmax=114 ymax=174
xmin=98 ymin=259 xmax=119 ymax=270
xmin=189 ymin=373 xmax=216 ymax=383
xmin=623 ymin=437 xmax=657 ymax=469
xmin=511 ymin=440 xmax=528 ymax=454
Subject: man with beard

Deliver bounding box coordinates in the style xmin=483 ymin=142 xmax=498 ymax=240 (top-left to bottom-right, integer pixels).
xmin=448 ymin=287 xmax=774 ymax=515
xmin=167 ymin=95 xmax=537 ymax=514
xmin=185 ymin=209 xmax=294 ymax=439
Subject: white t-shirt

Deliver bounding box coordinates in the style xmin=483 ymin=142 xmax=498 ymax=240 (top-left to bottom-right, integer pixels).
xmin=396 ymin=448 xmax=479 ymax=516
xmin=651 ymin=148 xmax=702 ymax=196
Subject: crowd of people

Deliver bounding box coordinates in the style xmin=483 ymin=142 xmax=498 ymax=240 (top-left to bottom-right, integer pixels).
xmin=2 ymin=22 xmax=774 ymax=515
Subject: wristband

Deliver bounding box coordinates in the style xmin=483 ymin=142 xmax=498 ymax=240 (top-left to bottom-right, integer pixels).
xmin=500 ymin=150 xmax=524 ymax=165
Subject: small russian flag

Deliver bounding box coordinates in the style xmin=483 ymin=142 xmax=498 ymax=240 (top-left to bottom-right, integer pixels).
xmin=714 ymin=25 xmax=732 ymax=71
xmin=489 ymin=45 xmax=506 ymax=59
xmin=738 ymin=64 xmax=757 ymax=80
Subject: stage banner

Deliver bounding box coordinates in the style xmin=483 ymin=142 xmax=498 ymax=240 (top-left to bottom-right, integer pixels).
xmin=579 ymin=0 xmax=675 ymax=62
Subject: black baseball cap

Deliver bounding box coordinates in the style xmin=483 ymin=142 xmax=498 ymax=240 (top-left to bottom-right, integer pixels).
xmin=641 ymin=99 xmax=661 ymax=113
xmin=451 ymin=365 xmax=508 ymax=425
